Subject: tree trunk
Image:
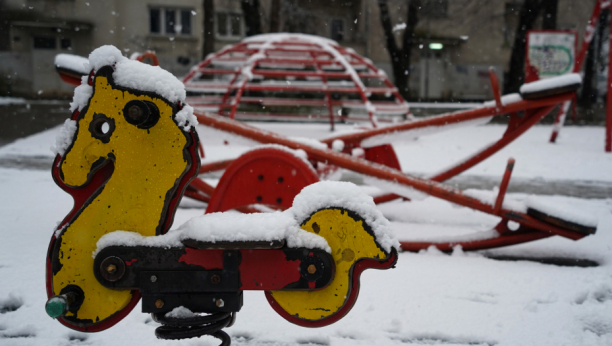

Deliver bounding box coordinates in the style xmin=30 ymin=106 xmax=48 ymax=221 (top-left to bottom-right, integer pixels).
xmin=377 ymin=0 xmax=419 ymax=100
xmin=203 ymin=0 xmax=215 ymax=59
xmin=504 ymin=0 xmax=542 ymax=94
xmin=580 ymin=9 xmax=609 ymax=108
xmin=541 ymin=0 xmax=558 ymax=30
xmin=241 ymin=0 xmax=262 ymax=36
xmin=269 ymin=0 xmax=281 ymax=32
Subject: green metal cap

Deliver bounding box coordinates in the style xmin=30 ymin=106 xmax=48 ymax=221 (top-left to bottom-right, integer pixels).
xmin=45 ymin=296 xmax=68 ymax=319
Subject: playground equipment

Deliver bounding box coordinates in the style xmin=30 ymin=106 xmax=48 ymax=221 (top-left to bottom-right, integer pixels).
xmin=46 ymin=47 xmax=397 ymax=345
xmin=182 ymin=34 xmax=409 ymax=129
xmin=47 ymin=43 xmax=598 ymax=345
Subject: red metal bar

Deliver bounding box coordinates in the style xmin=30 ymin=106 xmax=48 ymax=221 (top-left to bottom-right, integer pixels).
xmin=307 ymin=50 xmax=336 ymax=131
xmin=372 ymin=106 xmax=552 ymax=204
xmin=186 ymin=84 xmax=397 ymax=94
xmin=373 ymin=193 xmax=405 ymax=204
xmin=189 ymin=177 xmax=216 ymax=196
xmin=493 ymin=158 xmax=515 ymax=215
xmin=399 ymin=230 xmax=551 ymax=252
xmin=183 ymin=189 xmax=210 ymax=203
xmin=341 ymin=49 xmax=409 ymax=117
xmin=197 ymin=68 xmax=382 ymax=79
xmin=320 ymin=92 xmax=574 ymax=146
xmin=489 ymin=67 xmax=502 ymax=109
xmin=199 ymin=159 xmax=235 ymax=174
xmin=224 ymin=112 xmax=383 ymax=123
xmin=182 ymin=42 xmax=249 ymax=84
xmin=191 ymin=97 xmax=408 ymax=111
xmin=195 ymin=111 xmax=585 ymax=241
xmin=549 ymin=100 xmax=571 ymax=143
xmin=430 ymin=107 xmax=552 ymax=182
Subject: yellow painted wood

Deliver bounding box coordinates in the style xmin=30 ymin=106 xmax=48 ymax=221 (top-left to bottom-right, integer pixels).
xmin=53 ymin=76 xmax=189 ymax=323
xmin=269 ymin=208 xmax=386 ymax=321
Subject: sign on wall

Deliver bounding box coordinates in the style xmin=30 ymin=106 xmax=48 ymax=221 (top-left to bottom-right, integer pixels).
xmin=525 ymin=30 xmax=577 ymax=82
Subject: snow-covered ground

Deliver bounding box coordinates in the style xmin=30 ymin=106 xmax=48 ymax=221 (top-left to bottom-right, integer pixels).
xmin=0 ymin=121 xmax=611 ymax=346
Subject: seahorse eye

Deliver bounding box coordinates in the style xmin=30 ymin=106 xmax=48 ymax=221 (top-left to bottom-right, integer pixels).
xmin=89 ymin=113 xmax=115 ymax=143
xmin=122 ymin=100 xmax=160 ymax=129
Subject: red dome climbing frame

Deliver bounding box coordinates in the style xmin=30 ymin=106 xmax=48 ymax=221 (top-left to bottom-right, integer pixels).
xmin=182 ymin=33 xmax=410 ymax=129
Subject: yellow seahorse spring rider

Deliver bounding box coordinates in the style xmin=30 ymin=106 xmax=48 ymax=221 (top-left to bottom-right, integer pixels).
xmin=45 ymin=46 xmax=398 ymax=341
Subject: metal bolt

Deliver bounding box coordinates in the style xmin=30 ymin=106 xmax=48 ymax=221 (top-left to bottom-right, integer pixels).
xmin=150 ymin=275 xmax=157 ymax=283
xmin=100 ymin=256 xmax=125 ymax=282
xmin=307 ymin=264 xmax=317 ymax=274
xmin=211 ymin=275 xmax=221 ymax=284
xmin=215 ymin=299 xmax=224 ymax=307
xmin=155 ymin=299 xmax=164 ymax=308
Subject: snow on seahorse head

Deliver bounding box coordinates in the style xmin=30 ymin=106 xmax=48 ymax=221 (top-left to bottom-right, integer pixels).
xmin=58 ymin=45 xmax=198 ymax=188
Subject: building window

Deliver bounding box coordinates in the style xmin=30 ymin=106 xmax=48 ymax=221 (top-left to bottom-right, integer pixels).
xmin=217 ymin=13 xmax=242 ymax=37
xmin=421 ymin=0 xmax=448 ymax=19
xmin=331 ymin=19 xmax=344 ymax=41
xmin=150 ymin=8 xmax=192 ymax=35
xmin=33 ymin=37 xmax=56 ymax=49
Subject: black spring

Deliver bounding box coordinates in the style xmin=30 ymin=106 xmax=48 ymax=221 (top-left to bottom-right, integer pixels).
xmin=152 ymin=311 xmax=234 ymax=345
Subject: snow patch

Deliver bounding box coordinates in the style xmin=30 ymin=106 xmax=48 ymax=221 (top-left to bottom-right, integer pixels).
xmin=174 ymin=104 xmax=198 ymax=131
xmin=50 ymin=119 xmax=77 ymax=156
xmin=95 ymin=181 xmax=398 ymax=255
xmin=332 ymin=139 xmax=345 ymax=152
xmin=526 ymin=195 xmax=598 ymax=227
xmin=113 ymin=57 xmax=186 ymax=104
xmin=54 ymin=53 xmax=89 ymax=75
xmin=520 ymin=73 xmax=582 ymax=95
xmin=482 ymin=93 xmax=523 ymax=108
xmin=463 ymin=188 xmax=527 ymax=213
xmin=362 ymin=116 xmax=492 ymax=148
xmin=362 ymin=175 xmax=428 ymax=201
xmin=288 ymin=136 xmax=328 ymax=150
xmin=290 ymin=181 xmax=399 ymax=252
xmin=70 ymin=45 xmax=194 ymax=130
xmin=243 ymin=33 xmax=338 ymax=46
xmin=69 ymin=77 xmax=93 ymax=112
xmin=246 ymin=144 xmax=316 ymax=176
xmin=165 ymin=306 xmax=196 ymax=319
xmin=0 ymin=97 xmax=26 ymax=105
xmin=178 ymin=210 xmax=330 ymax=252
xmin=93 ymin=230 xmax=183 ymax=257
xmin=393 ymin=23 xmax=407 ymax=32
xmin=88 ymin=45 xmax=124 ymax=70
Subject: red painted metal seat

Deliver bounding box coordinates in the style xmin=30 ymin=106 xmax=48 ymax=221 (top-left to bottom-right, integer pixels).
xmin=206 ymin=147 xmax=320 ymax=213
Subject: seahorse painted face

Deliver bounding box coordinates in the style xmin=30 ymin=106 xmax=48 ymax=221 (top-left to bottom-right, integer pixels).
xmin=60 ymin=67 xmax=187 ymax=189
xmin=50 ymin=65 xmax=196 ymax=329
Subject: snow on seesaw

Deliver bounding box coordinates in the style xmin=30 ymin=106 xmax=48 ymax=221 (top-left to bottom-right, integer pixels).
xmin=0 ymin=122 xmax=611 ymax=346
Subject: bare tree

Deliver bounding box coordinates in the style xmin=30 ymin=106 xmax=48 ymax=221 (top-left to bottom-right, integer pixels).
xmin=269 ymin=0 xmax=281 ymax=32
xmin=580 ymin=9 xmax=609 ymax=108
xmin=241 ymin=0 xmax=262 ymax=36
xmin=542 ymin=0 xmax=558 ymax=29
xmin=503 ymin=0 xmax=546 ymax=93
xmin=203 ymin=0 xmax=215 ymax=59
xmin=377 ymin=0 xmax=420 ymax=100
